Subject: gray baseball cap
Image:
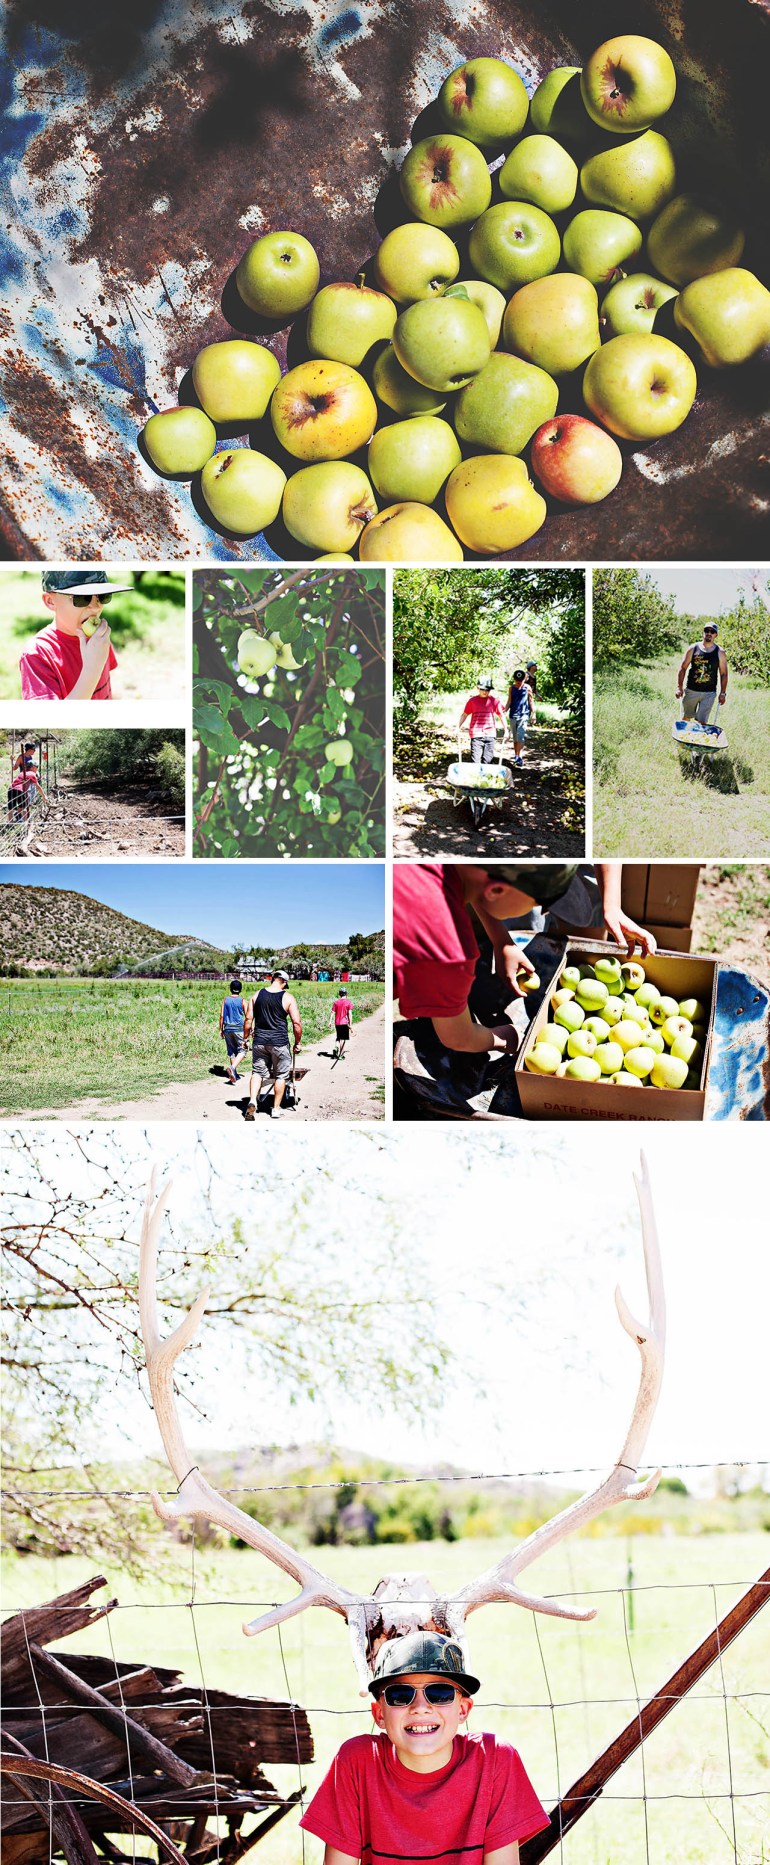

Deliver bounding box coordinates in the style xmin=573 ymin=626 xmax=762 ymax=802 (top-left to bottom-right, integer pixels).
xmin=476 ymin=675 xmax=493 ymax=690
xmin=41 ymin=570 xmax=133 ymax=595
xmin=369 ymin=1631 xmax=479 ymax=1698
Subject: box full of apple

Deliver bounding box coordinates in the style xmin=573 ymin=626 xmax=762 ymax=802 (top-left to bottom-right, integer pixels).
xmin=516 ymin=942 xmax=716 ymax=1122
xmin=138 ymin=30 xmax=770 ymax=561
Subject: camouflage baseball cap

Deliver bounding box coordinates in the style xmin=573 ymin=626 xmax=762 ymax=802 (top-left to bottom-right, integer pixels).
xmin=41 ymin=570 xmax=133 ymax=595
xmin=369 ymin=1631 xmax=480 ymax=1698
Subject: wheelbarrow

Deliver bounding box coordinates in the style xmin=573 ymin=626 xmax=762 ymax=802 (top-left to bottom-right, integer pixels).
xmin=446 ymin=736 xmax=513 ymax=831
xmin=673 ymin=700 xmax=728 ymax=770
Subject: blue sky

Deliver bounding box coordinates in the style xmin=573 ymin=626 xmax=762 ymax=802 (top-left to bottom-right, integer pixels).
xmin=645 ymin=566 xmax=768 ymax=615
xmin=0 ymin=863 xmax=385 ymax=942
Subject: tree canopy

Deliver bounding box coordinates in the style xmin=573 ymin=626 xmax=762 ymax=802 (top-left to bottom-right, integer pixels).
xmin=393 ymin=567 xmax=585 ymax=727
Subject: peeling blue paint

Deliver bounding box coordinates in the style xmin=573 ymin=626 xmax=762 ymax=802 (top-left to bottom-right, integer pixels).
xmin=706 ymin=966 xmax=769 ymax=1120
xmin=318 ymin=10 xmax=364 ymax=52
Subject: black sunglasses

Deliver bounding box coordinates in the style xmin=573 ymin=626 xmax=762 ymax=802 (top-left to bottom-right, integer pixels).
xmin=380 ymin=1681 xmax=460 ymax=1707
xmin=71 ymin=591 xmax=112 ymax=607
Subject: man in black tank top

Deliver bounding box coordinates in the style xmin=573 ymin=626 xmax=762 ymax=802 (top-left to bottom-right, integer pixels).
xmin=243 ymin=969 xmax=303 ymax=1120
xmin=677 ymin=622 xmax=728 ymax=726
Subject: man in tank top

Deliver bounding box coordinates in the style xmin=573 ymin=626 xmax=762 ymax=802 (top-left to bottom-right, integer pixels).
xmin=243 ymin=969 xmax=303 ymax=1121
xmin=677 ymin=622 xmax=728 ymax=726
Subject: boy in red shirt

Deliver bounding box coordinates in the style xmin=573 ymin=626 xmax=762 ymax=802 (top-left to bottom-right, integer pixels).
xmin=301 ymin=1630 xmax=549 ymax=1865
xmin=459 ymin=676 xmax=507 ymax=768
xmin=330 ymin=985 xmax=353 ymax=1059
xmin=20 ymin=570 xmax=131 ymax=700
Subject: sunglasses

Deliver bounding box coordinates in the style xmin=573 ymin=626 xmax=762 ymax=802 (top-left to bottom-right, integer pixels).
xmin=380 ymin=1681 xmax=460 ymax=1707
xmin=70 ymin=592 xmax=112 ymax=607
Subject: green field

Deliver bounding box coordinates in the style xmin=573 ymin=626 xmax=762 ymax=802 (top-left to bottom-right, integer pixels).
xmin=3 ymin=1534 xmax=767 ymax=1864
xmin=0 ymin=979 xmax=385 ymax=1113
xmin=593 ymin=661 xmax=770 ymax=858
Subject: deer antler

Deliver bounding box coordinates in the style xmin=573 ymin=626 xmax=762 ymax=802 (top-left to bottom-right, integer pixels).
xmin=439 ymin=1152 xmax=666 ymax=1635
xmin=138 ymin=1172 xmax=372 ymax=1689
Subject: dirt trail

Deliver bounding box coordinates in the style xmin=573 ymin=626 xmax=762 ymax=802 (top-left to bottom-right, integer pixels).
xmin=20 ymin=1005 xmax=387 ymax=1123
xmin=13 ymin=783 xmax=185 ymax=860
xmin=393 ymin=721 xmax=584 ymax=858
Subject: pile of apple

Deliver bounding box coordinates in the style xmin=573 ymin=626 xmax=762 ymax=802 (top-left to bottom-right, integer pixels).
xmin=524 ymin=955 xmax=708 ymax=1089
xmin=141 ymin=31 xmax=770 ymax=560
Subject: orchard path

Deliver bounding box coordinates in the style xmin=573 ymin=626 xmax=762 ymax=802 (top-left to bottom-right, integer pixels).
xmin=18 ymin=1004 xmax=387 ymax=1123
xmin=393 ymin=716 xmax=584 ymax=858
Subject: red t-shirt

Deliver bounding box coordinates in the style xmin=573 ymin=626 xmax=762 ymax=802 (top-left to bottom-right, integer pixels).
xmin=393 ymin=865 xmax=478 ymax=1022
xmin=20 ymin=624 xmax=117 ymax=700
xmin=333 ymin=998 xmax=353 ymax=1025
xmin=300 ymin=1729 xmax=549 ymax=1862
xmin=462 ymin=694 xmax=504 ymax=735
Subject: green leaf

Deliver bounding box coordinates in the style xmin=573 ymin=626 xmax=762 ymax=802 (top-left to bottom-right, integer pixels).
xmin=194 ymin=703 xmax=229 ymax=735
xmin=262 ymin=701 xmax=292 ymax=731
xmin=239 ymin=694 xmax=269 ymax=730
xmin=326 ymin=686 xmax=346 ymax=720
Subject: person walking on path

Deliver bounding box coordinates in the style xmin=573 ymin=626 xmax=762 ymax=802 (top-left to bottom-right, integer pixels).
xmin=677 ymin=622 xmax=728 ymax=726
xmin=524 ymin=661 xmax=538 ymax=694
xmin=243 ymin=969 xmax=302 ymax=1120
xmin=219 ymin=979 xmax=246 ymax=1085
xmin=506 ymin=669 xmax=536 ymax=768
xmin=459 ymin=676 xmax=507 ymax=767
xmin=330 ymin=985 xmax=353 ymax=1059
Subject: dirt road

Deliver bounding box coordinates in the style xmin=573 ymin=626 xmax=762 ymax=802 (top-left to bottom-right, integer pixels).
xmin=13 ymin=783 xmax=184 ymax=860
xmin=22 ymin=1004 xmax=387 ymax=1122
xmin=393 ymin=720 xmax=584 ymax=858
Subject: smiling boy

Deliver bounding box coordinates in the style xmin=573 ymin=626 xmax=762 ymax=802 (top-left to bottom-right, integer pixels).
xmin=19 ymin=570 xmax=131 ymax=700
xmin=300 ymin=1632 xmax=549 ymax=1865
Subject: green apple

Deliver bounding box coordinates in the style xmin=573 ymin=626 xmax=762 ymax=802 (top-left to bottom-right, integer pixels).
xmin=400 ymin=135 xmax=492 ymax=228
xmin=367 ymin=416 xmax=461 ymax=503
xmin=143 ymin=406 xmax=216 ymax=474
xmin=306 ymin=281 xmax=397 ymax=365
xmin=583 ymin=333 xmax=697 ymax=440
xmin=580 ymin=35 xmax=676 ymax=135
xmin=650 ymin=1053 xmax=688 ymax=1090
xmin=594 ymin=956 xmax=623 ymax=987
xmin=392 ymin=293 xmax=491 ymax=391
xmin=236 ymin=230 xmax=320 ymax=316
xmin=372 ymin=346 xmax=447 ymax=416
xmin=595 ymin=1041 xmax=624 ymax=1075
xmin=437 ymin=57 xmax=528 ymax=146
xmin=613 ymin=1019 xmax=646 ymax=1053
xmin=191 ymin=341 xmax=281 ymax=425
xmin=601 ymin=272 xmax=678 ymax=338
xmin=581 ymin=130 xmax=676 ymax=220
xmin=504 ymin=274 xmax=601 ymax=377
xmin=621 ymin=960 xmax=645 ymax=988
xmin=678 ymin=997 xmax=706 ymax=1025
xmin=530 ymin=415 xmax=622 ymax=506
xmin=562 ymin=209 xmax=643 ymax=286
xmin=554 ymin=999 xmax=585 ymax=1033
xmin=674 ymin=268 xmax=770 ymax=366
xmin=269 ymin=630 xmax=306 ymax=670
xmin=237 ymin=631 xmax=277 ymax=678
xmin=453 ymin=353 xmax=559 ymax=456
xmin=568 ymin=1029 xmax=597 ymax=1059
xmin=517 ymin=969 xmax=541 ymax=992
xmin=542 ymin=1022 xmax=569 ymax=1054
xmin=358 ymin=503 xmax=463 ymax=562
xmin=602 ymin=998 xmax=624 ymax=1027
xmin=271 ymin=360 xmax=377 ymax=460
xmin=649 ymin=993 xmax=679 ymax=1026
xmin=456 ymin=279 xmax=506 ymax=347
xmin=282 ymin=461 xmax=377 ymax=552
xmin=624 ymin=1044 xmax=656 ymax=1079
xmin=564 ymin=1055 xmax=602 ymax=1082
xmin=325 ymin=740 xmax=354 ymax=766
xmin=575 ymin=977 xmax=608 ymax=1013
xmin=530 ymin=67 xmax=594 ymax=150
xmin=635 ymin=981 xmax=661 ymax=1011
xmin=671 ymin=1031 xmax=703 ymax=1067
xmin=647 ymin=194 xmax=745 ymax=287
xmin=644 ymin=1028 xmax=665 ymax=1054
xmin=374 ymin=223 xmax=460 ymax=302
xmin=661 ymin=1015 xmax=693 ymax=1047
xmin=620 ymin=997 xmax=649 ymax=1026
xmin=583 ymin=1016 xmax=610 ymax=1043
xmin=551 ymin=986 xmax=576 ymax=1009
xmin=609 ymin=1071 xmax=640 ymax=1086
xmin=325 ymin=805 xmax=342 ymax=823
xmin=468 ymin=202 xmax=561 ymax=293
xmin=313 ymin=554 xmax=355 ymax=563
xmin=561 ymin=966 xmax=582 ymax=989
xmin=499 ymin=135 xmax=578 ymax=214
xmin=200 ymin=448 xmax=286 ymax=533
xmin=444 ymin=455 xmax=546 ymax=554
xmin=525 ymin=1041 xmax=563 ymax=1075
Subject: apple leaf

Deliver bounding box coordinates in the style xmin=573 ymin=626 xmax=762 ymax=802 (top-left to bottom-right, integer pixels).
xmin=261 ymin=701 xmax=292 ymax=730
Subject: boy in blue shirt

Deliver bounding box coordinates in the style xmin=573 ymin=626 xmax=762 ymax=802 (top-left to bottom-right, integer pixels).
xmin=219 ymin=979 xmax=246 ymax=1084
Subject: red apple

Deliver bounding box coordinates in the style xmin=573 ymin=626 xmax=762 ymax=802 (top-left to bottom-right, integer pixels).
xmin=531 ymin=415 xmax=623 ymax=505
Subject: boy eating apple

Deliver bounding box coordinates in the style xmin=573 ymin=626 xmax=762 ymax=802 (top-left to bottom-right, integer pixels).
xmin=20 ymin=570 xmax=131 ymax=700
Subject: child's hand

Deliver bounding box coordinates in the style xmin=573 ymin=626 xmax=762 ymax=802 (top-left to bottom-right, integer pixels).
xmin=82 ymin=617 xmax=111 ymax=668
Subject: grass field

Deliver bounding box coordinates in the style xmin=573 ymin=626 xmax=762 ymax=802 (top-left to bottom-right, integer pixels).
xmin=0 ymin=979 xmax=386 ymax=1113
xmin=3 ymin=1533 xmax=767 ymax=1864
xmin=0 ymin=570 xmax=185 ymax=703
xmin=593 ymin=661 xmax=770 ymax=858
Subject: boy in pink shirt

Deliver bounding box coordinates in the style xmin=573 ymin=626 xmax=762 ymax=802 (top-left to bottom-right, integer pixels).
xmin=19 ymin=570 xmax=131 ymax=701
xmin=330 ymin=985 xmax=353 ymax=1059
xmin=301 ymin=1630 xmax=549 ymax=1865
xmin=459 ymin=676 xmax=507 ymax=768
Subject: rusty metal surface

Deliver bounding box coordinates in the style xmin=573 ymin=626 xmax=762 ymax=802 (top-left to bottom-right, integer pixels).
xmin=1 ymin=0 xmax=769 ymax=561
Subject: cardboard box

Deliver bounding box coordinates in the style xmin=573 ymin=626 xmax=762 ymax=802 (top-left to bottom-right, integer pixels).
xmin=516 ymin=940 xmax=715 ymax=1123
xmin=620 ymin=864 xmax=701 ymax=929
xmin=646 ymin=923 xmax=693 ymax=953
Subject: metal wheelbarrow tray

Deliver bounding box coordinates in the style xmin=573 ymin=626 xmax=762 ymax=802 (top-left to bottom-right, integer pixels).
xmin=673 ymin=719 xmax=729 ymax=752
xmin=446 ymin=755 xmax=513 ymax=829
xmin=2 ymin=0 xmax=768 ymax=561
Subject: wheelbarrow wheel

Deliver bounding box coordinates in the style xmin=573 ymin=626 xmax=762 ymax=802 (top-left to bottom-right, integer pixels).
xmin=469 ymin=797 xmax=486 ymax=830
